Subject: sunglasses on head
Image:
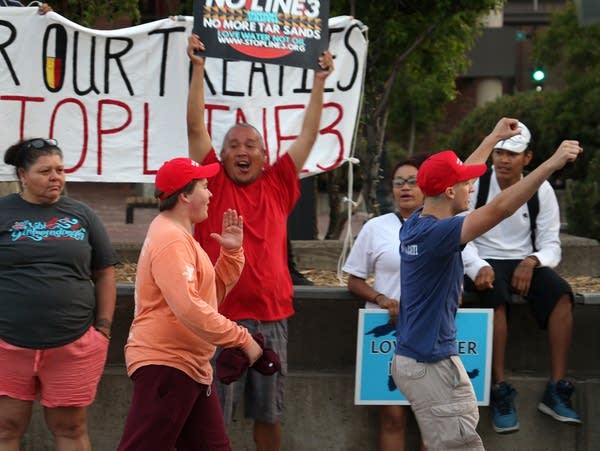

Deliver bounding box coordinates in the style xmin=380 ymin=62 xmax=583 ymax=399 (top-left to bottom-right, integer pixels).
xmin=393 ymin=176 xmax=417 ymax=187
xmin=24 ymin=138 xmax=58 ymax=150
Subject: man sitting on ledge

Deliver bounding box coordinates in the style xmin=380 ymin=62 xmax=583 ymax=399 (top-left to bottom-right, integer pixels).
xmin=462 ymin=122 xmax=582 ymax=433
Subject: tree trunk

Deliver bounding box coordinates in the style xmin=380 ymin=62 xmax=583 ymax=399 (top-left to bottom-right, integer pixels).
xmin=408 ymin=106 xmax=416 ymax=155
xmin=360 ymin=105 xmax=389 ymax=217
xmin=325 ymin=170 xmax=347 ymax=239
xmin=358 ymin=24 xmax=437 ymax=214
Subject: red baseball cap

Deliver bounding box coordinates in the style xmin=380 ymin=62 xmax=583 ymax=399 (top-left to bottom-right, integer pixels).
xmin=417 ymin=150 xmax=487 ymax=196
xmin=155 ymin=158 xmax=220 ymax=200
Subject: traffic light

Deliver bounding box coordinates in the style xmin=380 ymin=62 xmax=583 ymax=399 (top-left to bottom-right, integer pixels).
xmin=531 ymin=66 xmax=546 ymax=91
xmin=515 ymin=30 xmax=529 ymax=41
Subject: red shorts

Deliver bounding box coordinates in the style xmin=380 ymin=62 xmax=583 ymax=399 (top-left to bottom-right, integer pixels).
xmin=0 ymin=326 xmax=109 ymax=408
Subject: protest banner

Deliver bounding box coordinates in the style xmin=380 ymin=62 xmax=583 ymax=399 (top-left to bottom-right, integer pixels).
xmin=355 ymin=309 xmax=493 ymax=405
xmin=192 ymin=0 xmax=329 ymax=71
xmin=0 ymin=8 xmax=366 ymax=182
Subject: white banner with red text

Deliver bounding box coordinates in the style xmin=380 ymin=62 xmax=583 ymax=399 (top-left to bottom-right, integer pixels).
xmin=0 ymin=8 xmax=367 ymax=182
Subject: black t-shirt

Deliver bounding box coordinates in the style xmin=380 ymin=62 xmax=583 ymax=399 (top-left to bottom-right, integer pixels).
xmin=0 ymin=194 xmax=119 ymax=348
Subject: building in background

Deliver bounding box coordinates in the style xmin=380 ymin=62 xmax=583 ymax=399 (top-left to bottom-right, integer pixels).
xmin=436 ymin=1 xmax=567 ymax=143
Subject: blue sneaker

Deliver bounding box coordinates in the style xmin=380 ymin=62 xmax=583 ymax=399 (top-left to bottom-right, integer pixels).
xmin=491 ymin=381 xmax=519 ymax=433
xmin=538 ymin=380 xmax=582 ymax=424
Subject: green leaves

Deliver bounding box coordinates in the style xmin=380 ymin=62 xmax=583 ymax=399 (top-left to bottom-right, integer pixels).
xmin=55 ymin=0 xmax=141 ymax=27
xmin=326 ymin=0 xmax=504 ymax=216
xmin=439 ymin=1 xmax=600 ymax=240
xmin=535 ymin=1 xmax=600 ymax=85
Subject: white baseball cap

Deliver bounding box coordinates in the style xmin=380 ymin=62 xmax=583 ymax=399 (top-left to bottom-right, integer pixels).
xmin=494 ymin=121 xmax=531 ymax=153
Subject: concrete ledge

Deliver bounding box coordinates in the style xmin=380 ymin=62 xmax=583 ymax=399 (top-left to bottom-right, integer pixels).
xmin=580 ymin=292 xmax=600 ymax=305
xmin=21 ymin=285 xmax=600 ymax=450
xmin=227 ymin=373 xmax=596 ymax=451
xmin=557 ymin=234 xmax=600 ymax=276
xmin=22 ymin=369 xmax=597 ymax=451
xmin=112 ymin=285 xmax=600 ymax=375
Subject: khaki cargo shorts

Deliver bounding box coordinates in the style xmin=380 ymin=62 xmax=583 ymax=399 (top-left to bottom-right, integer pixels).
xmin=392 ymin=354 xmax=484 ymax=450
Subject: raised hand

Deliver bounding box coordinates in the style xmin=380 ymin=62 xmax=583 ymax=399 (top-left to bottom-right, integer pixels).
xmin=315 ymin=50 xmax=334 ymax=81
xmin=210 ymin=209 xmax=243 ymax=250
xmin=187 ymin=34 xmax=206 ymax=67
xmin=547 ymin=140 xmax=583 ymax=170
xmin=490 ymin=117 xmax=521 ymax=142
xmin=38 ymin=3 xmax=53 ymax=14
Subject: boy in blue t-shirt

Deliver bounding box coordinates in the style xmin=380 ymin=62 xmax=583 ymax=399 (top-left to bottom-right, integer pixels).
xmin=392 ymin=118 xmax=583 ymax=450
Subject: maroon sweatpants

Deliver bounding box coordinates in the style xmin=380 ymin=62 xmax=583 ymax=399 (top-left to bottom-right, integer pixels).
xmin=117 ymin=365 xmax=231 ymax=451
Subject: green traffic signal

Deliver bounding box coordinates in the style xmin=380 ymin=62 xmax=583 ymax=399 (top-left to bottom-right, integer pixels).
xmin=515 ymin=31 xmax=528 ymax=41
xmin=532 ymin=68 xmax=545 ymax=83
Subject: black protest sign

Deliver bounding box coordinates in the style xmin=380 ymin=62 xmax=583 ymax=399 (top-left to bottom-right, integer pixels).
xmin=193 ymin=0 xmax=329 ymax=71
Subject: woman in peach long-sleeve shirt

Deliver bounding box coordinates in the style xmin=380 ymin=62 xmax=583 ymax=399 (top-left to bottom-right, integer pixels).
xmin=118 ymin=158 xmax=262 ymax=451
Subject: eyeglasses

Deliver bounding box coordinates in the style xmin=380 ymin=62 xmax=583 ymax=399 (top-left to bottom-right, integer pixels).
xmin=24 ymin=138 xmax=58 ymax=150
xmin=393 ymin=176 xmax=417 ymax=187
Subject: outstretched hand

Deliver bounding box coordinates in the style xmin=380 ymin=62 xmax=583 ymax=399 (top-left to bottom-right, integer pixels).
xmin=187 ymin=34 xmax=206 ymax=67
xmin=314 ymin=50 xmax=334 ymax=81
xmin=210 ymin=209 xmax=243 ymax=250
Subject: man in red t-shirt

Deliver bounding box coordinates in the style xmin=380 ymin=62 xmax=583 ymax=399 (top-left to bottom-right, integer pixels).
xmin=186 ymin=34 xmax=334 ymax=451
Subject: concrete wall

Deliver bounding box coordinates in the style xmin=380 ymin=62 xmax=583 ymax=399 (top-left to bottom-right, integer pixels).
xmin=21 ymin=286 xmax=600 ymax=450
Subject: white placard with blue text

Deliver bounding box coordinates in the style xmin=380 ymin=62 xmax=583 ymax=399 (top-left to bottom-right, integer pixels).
xmin=355 ymin=308 xmax=493 ymax=406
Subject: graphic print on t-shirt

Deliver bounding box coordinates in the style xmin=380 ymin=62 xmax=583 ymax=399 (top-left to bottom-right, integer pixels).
xmin=9 ymin=217 xmax=87 ymax=241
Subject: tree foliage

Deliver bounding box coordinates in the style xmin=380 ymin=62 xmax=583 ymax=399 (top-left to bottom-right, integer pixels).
xmin=532 ymin=1 xmax=600 ymax=180
xmin=51 ymin=0 xmax=140 ymax=27
xmin=321 ymin=0 xmax=503 ymax=237
xmin=565 ymin=152 xmax=600 ymax=241
xmin=534 ymin=1 xmax=600 ymax=239
xmin=441 ymin=91 xmax=565 ymax=171
xmin=534 ymin=1 xmax=600 ymax=87
xmin=440 ymin=1 xmax=600 ymax=239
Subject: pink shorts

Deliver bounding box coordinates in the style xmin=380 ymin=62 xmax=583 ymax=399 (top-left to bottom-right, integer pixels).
xmin=0 ymin=326 xmax=109 ymax=408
